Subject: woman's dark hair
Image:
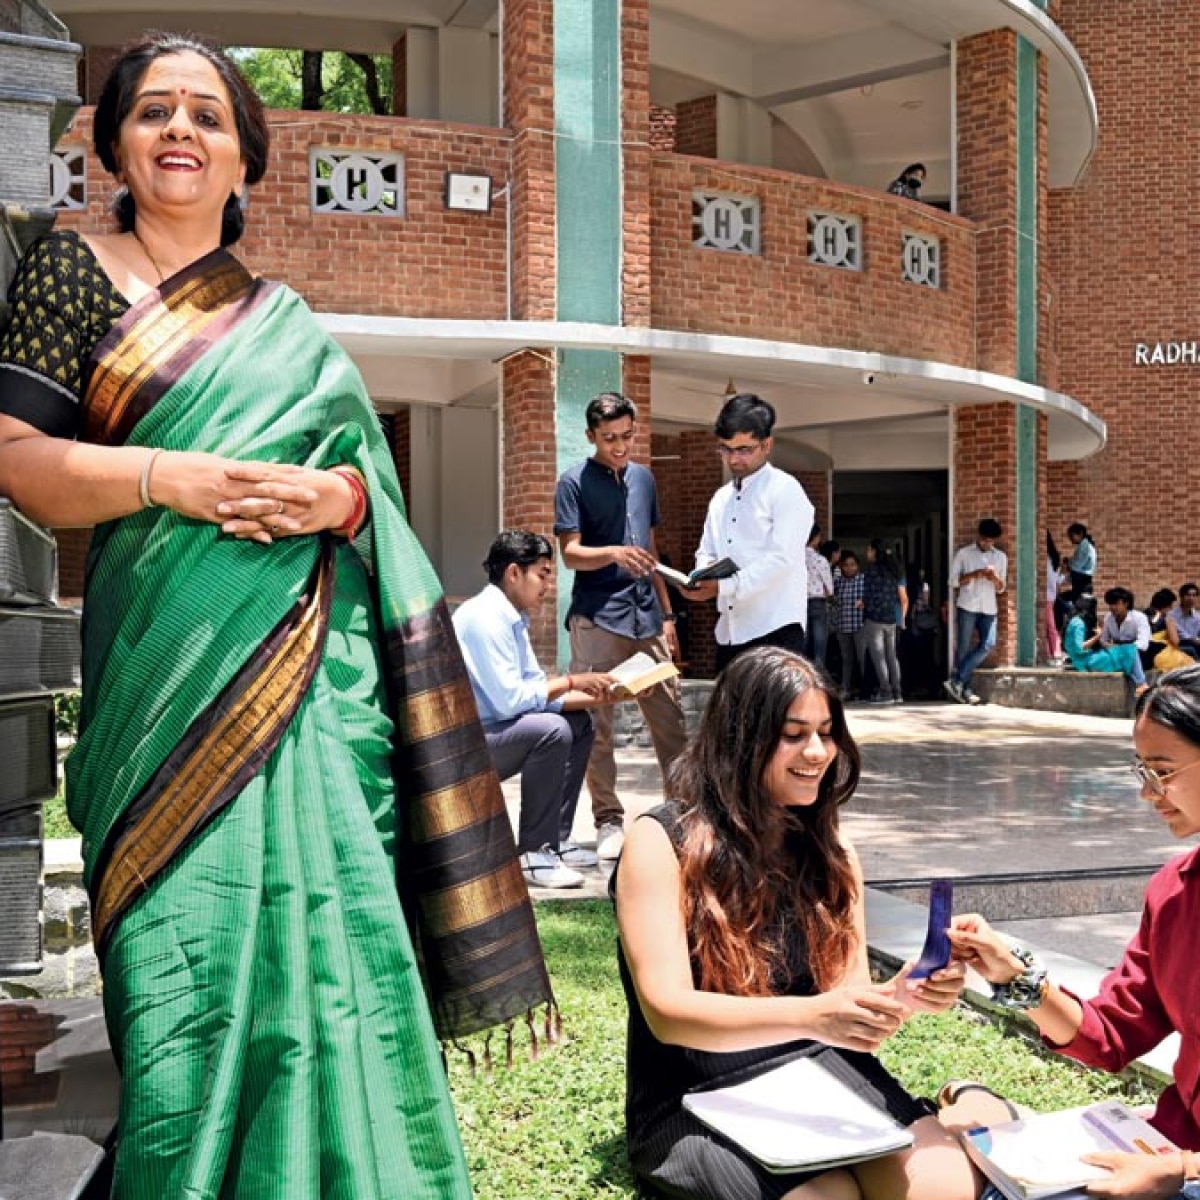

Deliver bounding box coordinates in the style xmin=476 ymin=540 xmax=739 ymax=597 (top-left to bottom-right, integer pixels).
xmin=483 ymin=529 xmax=553 ymax=584
xmin=1149 ymin=588 xmax=1177 ymax=612
xmin=1067 ymin=522 xmax=1094 ymax=545
xmin=93 ymin=32 xmax=269 ymax=246
xmin=868 ymin=537 xmax=903 ymax=582
xmin=818 ymin=539 xmax=840 ymax=562
xmin=669 ymin=647 xmax=861 ymax=995
xmin=1046 ymin=529 xmax=1061 ymax=572
xmin=1075 ymin=594 xmax=1099 ymax=636
xmin=1135 ymin=663 xmax=1200 ymax=749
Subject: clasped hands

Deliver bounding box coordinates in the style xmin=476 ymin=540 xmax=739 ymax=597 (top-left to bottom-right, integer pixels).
xmin=151 ymin=452 xmax=357 ymax=544
xmin=809 ymin=960 xmax=966 ymax=1054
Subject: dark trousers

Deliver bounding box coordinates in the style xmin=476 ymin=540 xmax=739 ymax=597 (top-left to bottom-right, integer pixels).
xmin=716 ymin=622 xmax=807 ymax=674
xmin=484 ymin=709 xmax=594 ymax=853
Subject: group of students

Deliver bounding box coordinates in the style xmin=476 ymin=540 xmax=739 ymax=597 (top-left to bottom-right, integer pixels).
xmin=808 ymin=535 xmax=913 ymax=705
xmin=1048 ymin=524 xmax=1200 ymax=693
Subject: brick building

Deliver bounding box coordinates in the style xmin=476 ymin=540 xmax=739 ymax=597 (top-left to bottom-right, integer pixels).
xmin=37 ymin=0 xmax=1168 ymax=678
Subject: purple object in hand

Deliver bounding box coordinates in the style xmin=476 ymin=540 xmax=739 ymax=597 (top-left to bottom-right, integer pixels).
xmin=909 ymin=879 xmax=953 ymax=979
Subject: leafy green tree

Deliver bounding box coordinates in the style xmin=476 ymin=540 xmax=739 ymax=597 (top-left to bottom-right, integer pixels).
xmin=231 ymin=47 xmax=393 ymax=115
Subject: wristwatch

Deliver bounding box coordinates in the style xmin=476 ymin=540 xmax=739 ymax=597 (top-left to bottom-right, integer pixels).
xmin=662 ymin=613 xmax=677 ymax=623
xmin=990 ymin=944 xmax=1048 ymax=1011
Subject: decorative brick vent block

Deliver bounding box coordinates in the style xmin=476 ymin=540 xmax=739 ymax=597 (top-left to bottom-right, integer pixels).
xmin=48 ymin=146 xmax=85 ymax=210
xmin=807 ymin=211 xmax=861 ymax=270
xmin=902 ymin=230 xmax=941 ymax=288
xmin=692 ymin=191 xmax=760 ymax=254
xmin=310 ymin=148 xmax=405 ymax=217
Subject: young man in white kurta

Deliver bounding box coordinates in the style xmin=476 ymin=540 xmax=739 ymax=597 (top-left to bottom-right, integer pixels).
xmin=690 ymin=394 xmax=814 ymax=673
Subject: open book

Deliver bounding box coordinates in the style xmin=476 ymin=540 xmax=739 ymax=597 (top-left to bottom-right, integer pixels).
xmin=682 ymin=1055 xmax=914 ymax=1174
xmin=655 ymin=557 xmax=740 ymax=590
xmin=608 ymin=651 xmax=680 ymax=699
xmin=960 ymin=1100 xmax=1178 ymax=1200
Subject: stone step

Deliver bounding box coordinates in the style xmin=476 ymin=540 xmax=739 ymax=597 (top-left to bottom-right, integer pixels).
xmin=870 ymin=865 xmax=1157 ymax=921
xmin=972 ymin=666 xmax=1133 ymax=718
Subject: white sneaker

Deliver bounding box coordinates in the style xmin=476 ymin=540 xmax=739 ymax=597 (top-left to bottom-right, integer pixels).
xmin=962 ymin=687 xmax=982 ymax=706
xmin=943 ymin=679 xmax=964 ymax=703
xmin=558 ymin=840 xmax=599 ymax=869
xmin=519 ymin=846 xmax=584 ymax=889
xmin=596 ymin=822 xmax=625 ymax=861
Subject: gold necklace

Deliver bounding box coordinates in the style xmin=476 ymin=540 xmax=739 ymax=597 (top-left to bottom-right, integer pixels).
xmin=131 ymin=228 xmax=166 ymax=283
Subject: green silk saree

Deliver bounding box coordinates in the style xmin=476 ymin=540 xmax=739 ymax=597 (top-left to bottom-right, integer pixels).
xmin=64 ymin=250 xmax=552 ymax=1199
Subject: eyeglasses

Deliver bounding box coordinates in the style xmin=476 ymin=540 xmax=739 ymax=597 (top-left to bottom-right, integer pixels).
xmin=1130 ymin=757 xmax=1200 ymax=795
xmin=716 ymin=442 xmax=763 ymax=460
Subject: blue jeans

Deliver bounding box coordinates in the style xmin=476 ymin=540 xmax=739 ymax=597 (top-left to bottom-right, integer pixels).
xmin=953 ymin=607 xmax=996 ymax=688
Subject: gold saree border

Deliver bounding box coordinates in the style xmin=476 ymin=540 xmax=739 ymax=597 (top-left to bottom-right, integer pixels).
xmin=83 ymin=251 xmax=268 ymax=448
xmin=91 ymin=543 xmax=334 ymax=955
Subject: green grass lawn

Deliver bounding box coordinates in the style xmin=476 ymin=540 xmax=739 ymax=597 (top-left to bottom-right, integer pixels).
xmin=450 ymin=901 xmax=1159 ymax=1200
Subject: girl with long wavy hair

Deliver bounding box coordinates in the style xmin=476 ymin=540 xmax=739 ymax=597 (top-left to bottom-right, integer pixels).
xmin=612 ymin=647 xmax=995 ymax=1200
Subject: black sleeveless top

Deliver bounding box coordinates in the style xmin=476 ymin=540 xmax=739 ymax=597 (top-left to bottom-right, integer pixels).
xmin=612 ymin=803 xmax=822 ymax=1135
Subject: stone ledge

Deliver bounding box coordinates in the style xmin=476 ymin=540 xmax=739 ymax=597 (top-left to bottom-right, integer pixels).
xmin=971 ymin=667 xmax=1134 ymax=718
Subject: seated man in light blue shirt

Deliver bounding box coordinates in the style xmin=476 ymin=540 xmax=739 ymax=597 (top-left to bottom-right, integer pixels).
xmin=453 ymin=530 xmax=616 ymax=889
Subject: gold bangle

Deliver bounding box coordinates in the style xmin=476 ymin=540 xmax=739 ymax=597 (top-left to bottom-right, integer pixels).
xmin=139 ymin=448 xmax=163 ymax=509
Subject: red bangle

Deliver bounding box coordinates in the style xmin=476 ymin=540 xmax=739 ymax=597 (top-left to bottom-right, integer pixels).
xmin=329 ymin=466 xmax=368 ymax=539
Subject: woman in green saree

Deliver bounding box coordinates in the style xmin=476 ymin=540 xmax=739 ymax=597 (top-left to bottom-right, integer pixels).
xmin=0 ymin=33 xmax=551 ymax=1199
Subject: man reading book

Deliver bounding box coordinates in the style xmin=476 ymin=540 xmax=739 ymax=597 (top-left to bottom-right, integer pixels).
xmin=453 ymin=531 xmax=618 ymax=889
xmin=687 ymin=393 xmax=815 ymax=672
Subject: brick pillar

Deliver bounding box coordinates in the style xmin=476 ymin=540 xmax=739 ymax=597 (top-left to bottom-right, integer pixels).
xmin=391 ymin=406 xmax=412 ymax=508
xmin=501 ymin=350 xmax=559 ymax=665
xmin=621 ymin=0 xmax=652 ymax=327
xmin=678 ymin=430 xmax=723 ymax=677
xmin=674 ymin=96 xmax=718 ymax=158
xmin=797 ymin=470 xmax=830 ymax=537
xmin=955 ymin=29 xmax=1047 ymax=665
xmin=503 ymin=0 xmax=556 ymax=321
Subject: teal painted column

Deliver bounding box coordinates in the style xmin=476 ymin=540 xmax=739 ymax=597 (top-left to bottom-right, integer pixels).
xmin=1014 ymin=35 xmax=1039 ymax=666
xmin=553 ymin=0 xmax=625 ymax=655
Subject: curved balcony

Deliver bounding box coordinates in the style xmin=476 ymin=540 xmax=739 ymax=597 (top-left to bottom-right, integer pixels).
xmin=651 ymin=153 xmax=978 ymax=367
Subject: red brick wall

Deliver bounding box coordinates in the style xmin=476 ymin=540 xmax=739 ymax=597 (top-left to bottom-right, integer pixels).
xmin=621 ymin=0 xmax=652 ymax=327
xmin=0 ymin=1004 xmax=59 ymax=1107
xmin=674 ymin=96 xmax=718 ymax=159
xmin=649 ymin=106 xmax=677 ymax=152
xmin=650 ymin=155 xmax=977 ymax=362
xmin=1047 ymin=1 xmax=1200 ymax=603
xmin=797 ymin=470 xmax=830 ymax=535
xmin=953 ymin=406 xmax=1019 ymax=665
xmin=391 ymin=406 xmax=411 ymax=510
xmin=503 ymin=0 xmax=557 ymax=321
xmin=57 ymin=110 xmax=511 ymax=319
xmin=501 ymin=350 xmax=558 ymax=663
xmin=677 ymin=430 xmax=724 ymax=677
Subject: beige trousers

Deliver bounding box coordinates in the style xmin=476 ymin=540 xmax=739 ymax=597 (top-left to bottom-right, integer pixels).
xmin=567 ymin=615 xmax=687 ymax=829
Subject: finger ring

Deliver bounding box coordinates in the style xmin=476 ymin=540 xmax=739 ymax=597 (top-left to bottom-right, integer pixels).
xmin=269 ymin=523 xmax=280 ymax=535
xmin=275 ymin=500 xmax=285 ymax=515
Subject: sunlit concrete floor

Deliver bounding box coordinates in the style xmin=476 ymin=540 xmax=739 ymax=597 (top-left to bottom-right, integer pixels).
xmin=510 ymin=700 xmax=1175 ymax=973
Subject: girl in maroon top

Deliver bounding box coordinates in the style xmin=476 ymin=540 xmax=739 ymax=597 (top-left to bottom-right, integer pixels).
xmin=952 ymin=664 xmax=1200 ymax=1198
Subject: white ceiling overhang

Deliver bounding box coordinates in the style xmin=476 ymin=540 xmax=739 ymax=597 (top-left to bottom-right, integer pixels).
xmin=318 ymin=314 xmax=1105 ymax=463
xmin=651 ymin=0 xmax=1096 ymax=188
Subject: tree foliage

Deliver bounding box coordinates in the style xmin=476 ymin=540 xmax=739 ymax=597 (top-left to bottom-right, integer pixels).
xmin=231 ymin=47 xmax=393 ymax=115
